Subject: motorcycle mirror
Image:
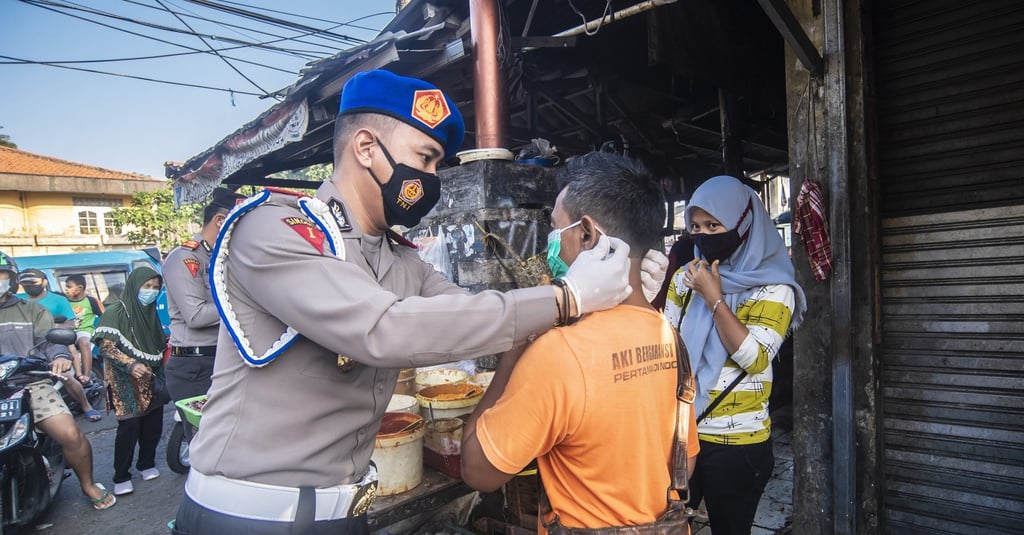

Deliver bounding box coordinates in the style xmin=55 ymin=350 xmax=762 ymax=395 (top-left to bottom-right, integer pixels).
xmin=45 ymin=328 xmax=77 ymax=347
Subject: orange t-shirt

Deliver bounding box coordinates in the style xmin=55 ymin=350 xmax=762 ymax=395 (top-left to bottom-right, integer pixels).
xmin=476 ymin=305 xmax=700 ymax=533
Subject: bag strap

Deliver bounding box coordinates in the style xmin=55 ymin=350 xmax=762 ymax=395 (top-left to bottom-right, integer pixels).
xmin=674 ymin=289 xmax=748 ymax=424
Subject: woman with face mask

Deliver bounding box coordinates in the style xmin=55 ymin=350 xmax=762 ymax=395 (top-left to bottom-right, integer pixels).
xmin=663 ymin=175 xmax=807 ymax=535
xmin=92 ymin=267 xmax=168 ymax=497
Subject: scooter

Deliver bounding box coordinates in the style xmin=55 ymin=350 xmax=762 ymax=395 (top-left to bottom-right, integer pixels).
xmin=0 ymin=327 xmax=78 ymax=533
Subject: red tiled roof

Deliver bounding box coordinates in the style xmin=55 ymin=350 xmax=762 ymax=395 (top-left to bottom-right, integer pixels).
xmin=0 ymin=146 xmax=160 ymax=181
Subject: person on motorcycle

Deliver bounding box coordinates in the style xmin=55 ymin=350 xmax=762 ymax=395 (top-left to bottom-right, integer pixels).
xmin=0 ymin=252 xmax=116 ymax=511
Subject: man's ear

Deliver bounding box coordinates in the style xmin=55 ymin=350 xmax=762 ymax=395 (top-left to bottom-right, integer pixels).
xmin=579 ymin=216 xmax=601 ymax=250
xmin=351 ymin=129 xmax=377 ymax=168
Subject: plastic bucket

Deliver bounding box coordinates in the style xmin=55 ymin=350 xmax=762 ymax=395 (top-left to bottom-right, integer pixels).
xmin=395 ymin=368 xmax=417 ymax=396
xmin=386 ymin=394 xmax=419 ymax=414
xmin=468 ymin=371 xmax=495 ymax=391
xmin=414 ymin=368 xmax=468 ymax=393
xmin=423 ymin=417 xmax=464 ymax=479
xmin=416 ymin=383 xmax=484 ymax=420
xmin=372 ymin=412 xmax=425 ymax=496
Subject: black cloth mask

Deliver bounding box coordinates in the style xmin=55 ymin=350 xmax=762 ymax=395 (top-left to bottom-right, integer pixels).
xmin=692 ymin=230 xmax=744 ymax=263
xmin=21 ymin=284 xmax=44 ymax=297
xmin=367 ymin=139 xmax=442 ymax=228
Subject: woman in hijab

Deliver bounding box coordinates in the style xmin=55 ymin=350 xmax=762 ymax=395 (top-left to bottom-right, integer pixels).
xmin=92 ymin=266 xmax=168 ymax=497
xmin=663 ymin=175 xmax=806 ymax=535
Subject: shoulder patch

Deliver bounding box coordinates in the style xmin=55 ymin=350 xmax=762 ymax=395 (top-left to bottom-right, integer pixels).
xmin=181 ymin=240 xmax=201 ymax=250
xmin=183 ymin=258 xmax=201 ymax=278
xmin=327 ymin=199 xmax=353 ymax=232
xmin=283 ymin=217 xmax=325 ymax=254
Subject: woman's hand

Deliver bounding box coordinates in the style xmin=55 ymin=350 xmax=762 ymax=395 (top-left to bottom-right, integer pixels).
xmin=129 ymin=362 xmax=152 ymax=381
xmin=681 ymin=258 xmax=723 ymax=304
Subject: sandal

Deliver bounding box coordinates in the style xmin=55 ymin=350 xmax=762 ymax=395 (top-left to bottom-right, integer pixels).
xmin=85 ymin=409 xmax=103 ymax=422
xmin=90 ymin=483 xmax=116 ymax=511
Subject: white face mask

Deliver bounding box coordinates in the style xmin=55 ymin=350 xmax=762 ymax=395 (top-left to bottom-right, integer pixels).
xmin=0 ymin=280 xmax=10 ymax=294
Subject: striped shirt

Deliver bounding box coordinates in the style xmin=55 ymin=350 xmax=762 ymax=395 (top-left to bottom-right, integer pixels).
xmin=664 ymin=274 xmax=794 ymax=445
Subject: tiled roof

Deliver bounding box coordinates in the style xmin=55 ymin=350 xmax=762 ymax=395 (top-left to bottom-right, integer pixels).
xmin=0 ymin=146 xmax=160 ymax=181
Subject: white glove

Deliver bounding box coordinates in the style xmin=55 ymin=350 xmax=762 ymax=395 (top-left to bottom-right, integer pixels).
xmin=561 ymin=235 xmax=632 ymax=316
xmin=640 ymin=248 xmax=669 ymax=302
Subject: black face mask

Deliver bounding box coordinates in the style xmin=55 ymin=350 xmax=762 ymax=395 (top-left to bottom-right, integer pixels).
xmin=692 ymin=230 xmax=744 ymax=263
xmin=367 ymin=139 xmax=442 ymax=228
xmin=22 ymin=284 xmax=44 ymax=297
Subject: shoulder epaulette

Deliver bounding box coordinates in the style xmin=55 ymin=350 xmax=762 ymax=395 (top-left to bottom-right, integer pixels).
xmin=263 ymin=187 xmax=311 ymax=198
xmin=387 ymin=229 xmax=418 ymax=249
xmin=181 ymin=240 xmax=201 ymax=250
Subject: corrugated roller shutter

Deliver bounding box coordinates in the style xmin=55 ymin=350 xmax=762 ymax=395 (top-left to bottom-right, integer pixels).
xmin=875 ymin=0 xmax=1024 ymax=533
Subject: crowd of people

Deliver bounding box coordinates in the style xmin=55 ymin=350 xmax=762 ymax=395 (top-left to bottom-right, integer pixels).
xmin=1 ymin=69 xmax=805 ymax=535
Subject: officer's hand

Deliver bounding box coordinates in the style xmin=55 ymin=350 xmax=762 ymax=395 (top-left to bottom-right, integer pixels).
xmin=640 ymin=248 xmax=669 ymax=302
xmin=562 ymin=235 xmax=632 ymax=315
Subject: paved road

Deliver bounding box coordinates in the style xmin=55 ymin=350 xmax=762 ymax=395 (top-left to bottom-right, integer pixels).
xmin=30 ymin=403 xmax=185 ymax=535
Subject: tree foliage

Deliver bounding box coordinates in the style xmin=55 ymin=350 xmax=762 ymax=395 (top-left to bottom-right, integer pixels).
xmin=0 ymin=126 xmax=16 ymax=149
xmin=111 ymin=187 xmax=203 ymax=252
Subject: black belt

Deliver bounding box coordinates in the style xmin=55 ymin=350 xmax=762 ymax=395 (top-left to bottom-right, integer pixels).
xmin=171 ymin=345 xmax=217 ymax=356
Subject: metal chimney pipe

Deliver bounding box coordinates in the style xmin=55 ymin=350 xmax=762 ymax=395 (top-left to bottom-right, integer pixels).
xmin=469 ymin=0 xmax=508 ymax=149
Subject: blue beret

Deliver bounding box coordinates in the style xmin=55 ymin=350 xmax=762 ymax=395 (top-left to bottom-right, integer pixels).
xmin=339 ymin=70 xmax=465 ymax=159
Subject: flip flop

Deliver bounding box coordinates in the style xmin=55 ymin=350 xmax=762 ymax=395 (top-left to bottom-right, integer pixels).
xmin=90 ymin=483 xmax=116 ymax=511
xmin=85 ymin=409 xmax=103 ymax=422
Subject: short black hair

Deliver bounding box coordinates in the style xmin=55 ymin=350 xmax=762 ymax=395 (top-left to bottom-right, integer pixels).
xmin=332 ymin=113 xmax=401 ymax=167
xmin=202 ymin=205 xmax=228 ymax=225
xmin=557 ymin=152 xmax=666 ymax=258
xmin=65 ymin=274 xmax=86 ymax=287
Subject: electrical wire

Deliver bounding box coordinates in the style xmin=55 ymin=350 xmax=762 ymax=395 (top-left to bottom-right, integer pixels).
xmin=154 ymin=0 xmax=270 ymax=96
xmin=183 ymin=0 xmax=366 ymax=46
xmin=0 ymin=54 xmax=263 ymax=96
xmin=124 ymin=0 xmax=343 ymax=55
xmin=213 ymin=0 xmax=389 ymax=34
xmin=20 ymin=0 xmax=325 ymax=58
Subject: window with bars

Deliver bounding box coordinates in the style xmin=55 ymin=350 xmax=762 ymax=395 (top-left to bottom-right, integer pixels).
xmin=78 ymin=211 xmax=99 ymax=234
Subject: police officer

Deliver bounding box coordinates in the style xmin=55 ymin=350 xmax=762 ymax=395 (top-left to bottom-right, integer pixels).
xmin=173 ymin=70 xmax=633 ymax=535
xmin=163 ymin=188 xmax=244 ymax=402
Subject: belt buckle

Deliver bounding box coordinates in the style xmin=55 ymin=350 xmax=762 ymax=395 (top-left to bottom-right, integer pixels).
xmin=347 ymin=480 xmax=378 ymax=517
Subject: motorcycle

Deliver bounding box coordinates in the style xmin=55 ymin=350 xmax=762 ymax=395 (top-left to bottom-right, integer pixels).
xmin=165 ymin=408 xmax=195 ymax=474
xmin=0 ymin=327 xmax=78 ymax=533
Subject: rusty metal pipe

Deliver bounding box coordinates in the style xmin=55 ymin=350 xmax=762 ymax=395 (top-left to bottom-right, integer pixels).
xmin=470 ymin=0 xmax=508 ymax=149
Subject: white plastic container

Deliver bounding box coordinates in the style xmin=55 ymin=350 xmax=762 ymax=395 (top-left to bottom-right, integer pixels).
xmin=414 ymin=368 xmax=468 ymax=393
xmin=372 ymin=412 xmax=426 ymax=496
xmin=416 ymin=383 xmax=484 ymax=421
xmin=386 ymin=394 xmax=419 ymax=414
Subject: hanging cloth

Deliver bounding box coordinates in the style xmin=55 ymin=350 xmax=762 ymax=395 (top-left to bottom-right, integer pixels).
xmin=794 ymin=179 xmax=833 ymax=281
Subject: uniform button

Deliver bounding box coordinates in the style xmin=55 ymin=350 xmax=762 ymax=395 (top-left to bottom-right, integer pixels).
xmin=358 ymin=429 xmax=365 ymax=437
xmin=376 ymin=382 xmax=384 ymax=392
xmin=528 ymin=333 xmax=538 ymax=343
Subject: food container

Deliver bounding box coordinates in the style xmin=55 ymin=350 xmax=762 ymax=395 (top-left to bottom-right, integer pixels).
xmin=468 ymin=371 xmax=495 ymax=391
xmin=414 ymin=368 xmax=468 ymax=393
xmin=416 ymin=383 xmax=484 ymax=421
xmin=386 ymin=394 xmax=419 ymax=414
xmin=371 ymin=412 xmax=426 ymax=496
xmin=395 ymin=368 xmax=417 ymax=396
xmin=174 ymin=395 xmax=208 ymax=428
xmin=423 ymin=417 xmax=464 ymax=479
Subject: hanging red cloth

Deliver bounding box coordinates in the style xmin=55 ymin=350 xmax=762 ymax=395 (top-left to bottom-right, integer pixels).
xmin=793 ymin=179 xmax=833 ymax=281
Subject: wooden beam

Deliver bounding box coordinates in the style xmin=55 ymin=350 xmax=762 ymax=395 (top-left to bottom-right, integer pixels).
xmin=756 ymin=0 xmax=824 ymax=76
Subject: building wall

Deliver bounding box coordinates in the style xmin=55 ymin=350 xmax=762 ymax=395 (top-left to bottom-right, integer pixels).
xmin=1 ymin=186 xmax=140 ymax=255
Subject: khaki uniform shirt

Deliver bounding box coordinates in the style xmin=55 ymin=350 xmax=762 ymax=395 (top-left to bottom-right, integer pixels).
xmin=164 ymin=233 xmax=220 ymax=347
xmin=190 ymin=182 xmax=555 ymax=488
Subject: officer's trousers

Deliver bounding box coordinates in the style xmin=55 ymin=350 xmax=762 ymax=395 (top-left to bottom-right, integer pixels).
xmin=173 ymin=493 xmax=370 ymax=535
xmin=165 ymin=354 xmax=215 ymax=401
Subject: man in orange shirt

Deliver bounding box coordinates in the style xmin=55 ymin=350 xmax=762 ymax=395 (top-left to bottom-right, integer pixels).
xmin=462 ymin=151 xmax=700 ymax=533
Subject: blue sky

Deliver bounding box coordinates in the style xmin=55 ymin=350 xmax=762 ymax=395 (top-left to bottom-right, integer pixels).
xmin=1 ymin=0 xmax=392 ymax=179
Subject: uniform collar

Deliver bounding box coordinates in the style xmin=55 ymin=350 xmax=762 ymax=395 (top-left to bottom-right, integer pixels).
xmin=315 ymin=181 xmax=395 ymax=280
